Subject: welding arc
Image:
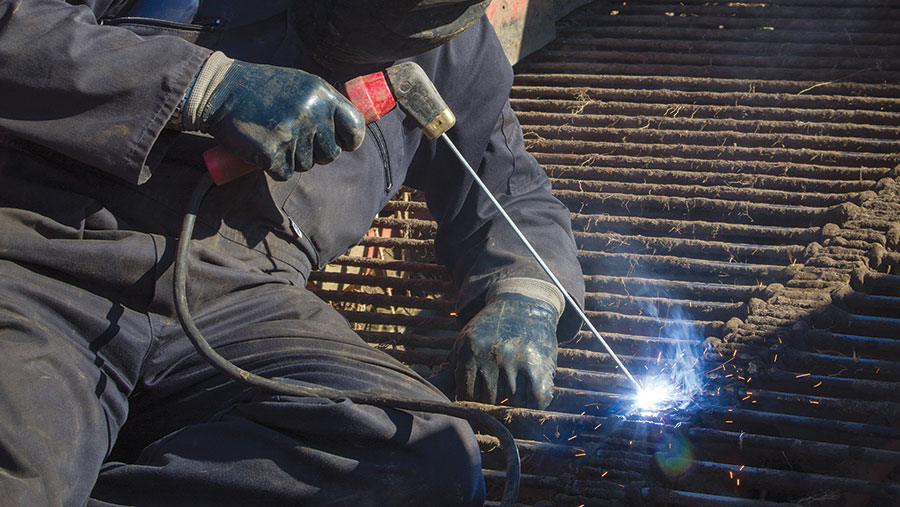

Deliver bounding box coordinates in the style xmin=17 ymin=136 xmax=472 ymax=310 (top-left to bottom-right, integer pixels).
xmin=440 ymin=134 xmax=642 ymax=391
xmin=174 ymin=174 xmax=521 ymax=506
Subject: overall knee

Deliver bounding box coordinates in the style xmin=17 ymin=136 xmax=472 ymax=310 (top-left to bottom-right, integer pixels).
xmin=406 ymin=411 xmax=486 ymax=506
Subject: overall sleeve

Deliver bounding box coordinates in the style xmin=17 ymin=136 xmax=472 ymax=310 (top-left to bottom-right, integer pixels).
xmin=406 ymin=17 xmax=586 ymax=342
xmin=0 ymin=0 xmax=210 ymax=184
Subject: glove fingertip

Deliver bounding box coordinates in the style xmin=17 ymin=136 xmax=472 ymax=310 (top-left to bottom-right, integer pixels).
xmin=458 ymin=362 xmax=477 ymax=401
xmin=336 ymin=103 xmax=366 ymax=152
xmin=504 ymin=367 xmax=518 ymax=397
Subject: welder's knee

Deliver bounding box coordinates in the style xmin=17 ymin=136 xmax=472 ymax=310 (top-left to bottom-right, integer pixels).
xmin=404 ymin=410 xmax=486 ymax=506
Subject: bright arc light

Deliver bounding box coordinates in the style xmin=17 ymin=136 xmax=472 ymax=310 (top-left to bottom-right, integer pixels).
xmin=634 ymin=384 xmax=674 ymax=414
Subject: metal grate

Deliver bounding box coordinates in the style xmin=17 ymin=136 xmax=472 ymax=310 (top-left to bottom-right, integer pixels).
xmin=310 ymin=1 xmax=900 ymax=504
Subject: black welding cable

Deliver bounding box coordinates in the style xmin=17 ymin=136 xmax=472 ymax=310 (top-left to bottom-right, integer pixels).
xmin=174 ymin=173 xmax=521 ymax=505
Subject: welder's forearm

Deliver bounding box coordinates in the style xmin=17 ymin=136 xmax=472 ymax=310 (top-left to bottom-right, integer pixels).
xmin=434 ymin=102 xmax=585 ymax=334
xmin=0 ymin=0 xmax=210 ymax=184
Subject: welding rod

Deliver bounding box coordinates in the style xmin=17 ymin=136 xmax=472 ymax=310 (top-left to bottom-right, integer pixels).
xmin=439 ymin=133 xmax=642 ymax=391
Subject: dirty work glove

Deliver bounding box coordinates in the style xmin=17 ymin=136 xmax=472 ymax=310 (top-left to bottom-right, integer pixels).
xmin=451 ymin=278 xmax=565 ymax=410
xmin=177 ymin=52 xmax=365 ymax=180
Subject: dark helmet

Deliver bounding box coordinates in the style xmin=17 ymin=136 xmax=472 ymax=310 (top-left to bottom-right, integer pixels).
xmin=293 ymin=0 xmax=492 ymax=65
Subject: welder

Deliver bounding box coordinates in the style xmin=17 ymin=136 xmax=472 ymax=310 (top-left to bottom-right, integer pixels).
xmin=0 ymin=1 xmax=584 ymax=505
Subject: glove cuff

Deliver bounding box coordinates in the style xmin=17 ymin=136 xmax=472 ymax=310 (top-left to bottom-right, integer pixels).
xmin=182 ymin=51 xmax=235 ymax=132
xmin=487 ymin=277 xmax=565 ymax=322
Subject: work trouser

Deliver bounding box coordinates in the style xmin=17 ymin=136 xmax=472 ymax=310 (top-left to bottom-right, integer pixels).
xmin=0 ymin=149 xmax=485 ymax=506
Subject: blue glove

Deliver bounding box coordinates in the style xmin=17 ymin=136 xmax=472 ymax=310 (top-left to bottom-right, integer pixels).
xmin=451 ymin=292 xmax=559 ymax=410
xmin=183 ymin=53 xmax=366 ymax=180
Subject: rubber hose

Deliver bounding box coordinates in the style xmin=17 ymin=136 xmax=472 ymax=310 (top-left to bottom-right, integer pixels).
xmin=174 ymin=173 xmax=520 ymax=505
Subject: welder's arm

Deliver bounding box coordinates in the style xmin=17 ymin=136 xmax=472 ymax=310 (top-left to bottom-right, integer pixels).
xmin=419 ymin=101 xmax=585 ymax=410
xmin=445 ymin=103 xmax=585 ymax=410
xmin=0 ymin=0 xmax=208 ymax=184
xmin=432 ymin=100 xmax=586 ymax=341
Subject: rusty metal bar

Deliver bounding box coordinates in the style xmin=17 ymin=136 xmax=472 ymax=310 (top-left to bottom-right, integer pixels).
xmin=359 ymin=331 xmax=454 ymax=349
xmin=557 ymin=346 xmax=712 ymax=373
xmin=528 ymin=125 xmax=900 ymax=156
xmin=310 ymin=289 xmax=453 ymax=313
xmin=555 ymin=367 xmax=635 ymax=393
xmin=513 ymin=86 xmax=900 ymax=113
xmin=577 ymin=251 xmax=798 ymax=281
xmin=512 ymin=97 xmax=900 ymax=126
xmin=701 ymin=407 xmax=900 ymax=440
xmin=532 ymin=152 xmax=895 ymax=181
xmin=734 ymin=388 xmax=900 ymax=424
xmin=513 ymin=74 xmax=900 ymax=99
xmin=570 ymin=214 xmax=821 ymax=245
xmin=684 ymin=426 xmax=900 ymax=465
xmin=855 ymin=270 xmax=900 ymax=295
xmin=531 ymin=48 xmax=899 ymax=74
xmin=326 ymin=255 xmax=443 ymax=274
xmin=584 ymin=293 xmax=743 ymax=321
xmin=338 ymin=310 xmax=456 ymax=331
xmin=545 ymin=165 xmax=879 ymax=195
xmin=780 ymin=349 xmax=900 ymax=381
xmin=557 ymin=179 xmax=861 ymax=208
xmin=574 ymin=232 xmax=805 ymax=264
xmin=380 ymin=199 xmax=428 ymax=213
xmin=517 ymin=111 xmax=900 ymax=141
xmin=308 ymin=271 xmax=454 ymax=292
xmin=592 ymin=3 xmax=900 ymax=22
xmin=583 ymin=275 xmax=769 ymax=301
xmin=672 ymin=458 xmax=900 ymax=497
xmin=623 ymin=0 xmax=896 ymax=7
xmin=371 ymin=216 xmax=436 ymax=234
xmin=555 ymin=24 xmax=900 ymax=47
xmin=801 ymin=330 xmax=900 ymax=359
xmin=558 ymin=193 xmax=838 ymax=226
xmin=833 ymin=290 xmax=900 ymax=317
xmin=354 ymin=236 xmax=433 ymax=251
xmin=515 ymin=60 xmax=900 ymax=84
xmin=530 ymin=139 xmax=896 ymax=169
xmin=635 ymin=488 xmax=797 ymax=507
xmin=547 ymin=37 xmax=900 ymax=61
xmin=563 ymin=10 xmax=900 ymax=34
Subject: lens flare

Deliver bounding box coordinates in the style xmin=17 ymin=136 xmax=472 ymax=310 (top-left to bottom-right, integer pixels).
xmin=655 ymin=433 xmax=694 ymax=477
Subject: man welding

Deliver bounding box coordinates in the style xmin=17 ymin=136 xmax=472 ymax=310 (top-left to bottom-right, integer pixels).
xmin=0 ymin=1 xmax=584 ymax=504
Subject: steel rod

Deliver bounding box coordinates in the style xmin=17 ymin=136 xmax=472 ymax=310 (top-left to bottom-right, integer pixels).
xmin=440 ymin=133 xmax=642 ymax=390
